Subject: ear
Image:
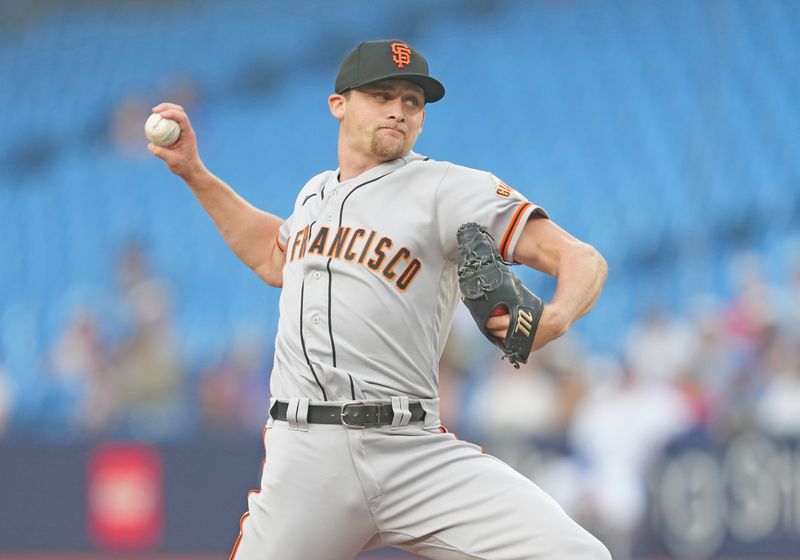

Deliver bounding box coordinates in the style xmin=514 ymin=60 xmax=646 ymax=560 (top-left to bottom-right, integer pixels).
xmin=328 ymin=94 xmax=346 ymax=121
xmin=419 ymin=108 xmax=425 ymax=133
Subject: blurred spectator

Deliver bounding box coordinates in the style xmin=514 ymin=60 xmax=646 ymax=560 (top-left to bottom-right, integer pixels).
xmin=467 ymin=336 xmax=586 ymax=440
xmin=566 ymin=356 xmax=693 ymax=560
xmin=724 ymin=252 xmax=776 ymax=352
xmin=115 ymin=279 xmax=182 ymax=436
xmin=49 ymin=308 xmax=116 ymax=434
xmin=774 ymin=245 xmax=800 ymax=329
xmin=754 ymin=327 xmax=800 ymax=436
xmin=198 ymin=326 xmax=270 ymax=434
xmin=683 ymin=296 xmax=736 ymax=430
xmin=117 ymin=239 xmax=153 ymax=296
xmin=625 ymin=307 xmax=697 ymax=383
xmin=437 ymin=306 xmax=489 ymax=428
xmin=113 ymin=242 xmax=183 ymax=440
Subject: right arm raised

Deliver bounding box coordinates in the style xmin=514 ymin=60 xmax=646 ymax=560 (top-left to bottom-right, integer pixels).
xmin=147 ymin=103 xmax=285 ymax=288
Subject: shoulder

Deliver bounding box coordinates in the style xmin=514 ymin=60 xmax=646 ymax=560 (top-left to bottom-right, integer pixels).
xmin=398 ymin=154 xmax=449 ymax=175
xmin=398 ymin=157 xmax=485 ymax=187
xmin=433 ymin=162 xmax=527 ymax=201
xmin=439 ymin=162 xmax=492 ymax=184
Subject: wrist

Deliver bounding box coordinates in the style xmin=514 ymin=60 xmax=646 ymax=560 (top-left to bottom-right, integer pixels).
xmin=543 ymin=303 xmax=572 ymax=337
xmin=179 ymin=161 xmax=210 ymax=185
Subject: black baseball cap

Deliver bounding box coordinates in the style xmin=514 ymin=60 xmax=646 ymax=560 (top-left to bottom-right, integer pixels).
xmin=335 ymin=39 xmax=445 ymax=103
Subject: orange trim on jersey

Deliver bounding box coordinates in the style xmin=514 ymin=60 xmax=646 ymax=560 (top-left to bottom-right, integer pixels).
xmin=228 ymin=512 xmax=250 ymax=560
xmin=499 ymin=202 xmax=532 ymax=261
xmin=228 ymin=426 xmax=269 ymax=560
xmin=275 ymin=231 xmax=286 ymax=254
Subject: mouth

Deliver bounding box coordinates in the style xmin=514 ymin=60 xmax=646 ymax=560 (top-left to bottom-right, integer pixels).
xmin=377 ymin=126 xmax=406 ymax=137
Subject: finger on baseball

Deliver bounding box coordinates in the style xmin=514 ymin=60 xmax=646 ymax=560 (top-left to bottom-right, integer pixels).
xmin=147 ymin=143 xmax=164 ymax=157
xmin=157 ymin=109 xmax=190 ymax=126
xmin=152 ymin=102 xmax=185 ymax=113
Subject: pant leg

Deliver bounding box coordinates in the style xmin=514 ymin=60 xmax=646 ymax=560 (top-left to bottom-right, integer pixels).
xmin=364 ymin=427 xmax=611 ymax=560
xmin=230 ymin=422 xmax=378 ymax=560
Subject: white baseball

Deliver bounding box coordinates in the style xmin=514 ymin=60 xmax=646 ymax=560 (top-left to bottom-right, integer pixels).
xmin=144 ymin=113 xmax=181 ymax=146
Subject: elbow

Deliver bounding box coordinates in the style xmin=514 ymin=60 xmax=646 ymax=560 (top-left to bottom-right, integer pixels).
xmin=579 ymin=242 xmax=608 ymax=285
xmin=253 ymin=243 xmax=285 ymax=288
xmin=262 ymin=272 xmax=283 ymax=288
xmin=263 ymin=269 xmax=284 ymax=288
xmin=254 ymin=262 xmax=283 ymax=288
xmin=595 ymin=246 xmax=609 ymax=284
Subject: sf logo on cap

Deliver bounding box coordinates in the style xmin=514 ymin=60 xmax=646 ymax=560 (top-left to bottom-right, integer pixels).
xmin=391 ymin=42 xmax=412 ymax=68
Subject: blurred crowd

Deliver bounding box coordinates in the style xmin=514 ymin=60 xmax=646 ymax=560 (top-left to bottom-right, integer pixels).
xmin=0 ymin=240 xmax=270 ymax=442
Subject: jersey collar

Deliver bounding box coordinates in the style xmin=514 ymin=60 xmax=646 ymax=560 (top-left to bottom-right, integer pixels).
xmin=335 ymin=151 xmax=428 ymax=186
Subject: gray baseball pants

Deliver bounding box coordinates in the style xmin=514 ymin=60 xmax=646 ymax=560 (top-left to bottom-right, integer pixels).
xmin=229 ymin=399 xmax=611 ymax=560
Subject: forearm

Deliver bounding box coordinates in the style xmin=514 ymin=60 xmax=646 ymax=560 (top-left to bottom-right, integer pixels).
xmin=183 ymin=166 xmax=284 ymax=279
xmin=147 ymin=103 xmax=285 ymax=286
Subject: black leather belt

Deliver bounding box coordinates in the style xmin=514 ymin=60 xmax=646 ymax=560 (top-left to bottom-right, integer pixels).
xmin=270 ymin=400 xmax=426 ymax=429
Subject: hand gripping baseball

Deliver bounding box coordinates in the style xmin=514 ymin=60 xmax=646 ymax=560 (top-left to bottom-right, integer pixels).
xmin=457 ymin=222 xmax=544 ymax=368
xmin=146 ymin=102 xmax=205 ymax=179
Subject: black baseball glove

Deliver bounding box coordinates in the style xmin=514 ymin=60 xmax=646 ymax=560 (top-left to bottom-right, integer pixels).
xmin=456 ymin=222 xmax=544 ymax=368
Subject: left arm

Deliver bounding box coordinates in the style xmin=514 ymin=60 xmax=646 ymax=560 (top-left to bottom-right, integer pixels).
xmin=486 ymin=216 xmax=608 ymax=351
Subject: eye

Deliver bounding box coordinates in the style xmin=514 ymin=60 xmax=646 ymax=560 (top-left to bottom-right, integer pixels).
xmin=404 ymin=96 xmax=422 ymax=108
xmin=373 ymin=92 xmax=389 ymax=101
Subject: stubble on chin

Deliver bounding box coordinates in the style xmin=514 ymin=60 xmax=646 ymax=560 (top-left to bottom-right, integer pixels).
xmin=371 ymin=130 xmax=408 ymax=161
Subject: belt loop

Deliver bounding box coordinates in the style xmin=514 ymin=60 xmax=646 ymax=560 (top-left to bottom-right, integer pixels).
xmin=390 ymin=396 xmax=411 ymax=429
xmin=266 ymin=397 xmax=278 ymax=428
xmin=420 ymin=398 xmax=441 ymax=430
xmin=294 ymin=398 xmax=310 ymax=432
xmin=286 ymin=398 xmax=300 ymax=430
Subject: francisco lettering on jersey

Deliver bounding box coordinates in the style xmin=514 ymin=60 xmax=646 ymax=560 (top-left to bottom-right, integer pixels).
xmin=287 ymin=225 xmax=422 ymax=292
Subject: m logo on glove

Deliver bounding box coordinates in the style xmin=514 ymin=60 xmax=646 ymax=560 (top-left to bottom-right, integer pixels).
xmin=515 ymin=309 xmax=534 ymax=337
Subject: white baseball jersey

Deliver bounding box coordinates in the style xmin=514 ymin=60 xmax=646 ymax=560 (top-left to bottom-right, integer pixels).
xmin=272 ymin=151 xmax=547 ymax=403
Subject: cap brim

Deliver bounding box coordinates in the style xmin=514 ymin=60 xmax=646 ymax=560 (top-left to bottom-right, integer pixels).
xmin=343 ymin=73 xmax=445 ymax=104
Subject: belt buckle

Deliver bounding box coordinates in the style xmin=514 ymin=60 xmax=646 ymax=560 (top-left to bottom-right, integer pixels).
xmin=341 ymin=401 xmax=368 ymax=429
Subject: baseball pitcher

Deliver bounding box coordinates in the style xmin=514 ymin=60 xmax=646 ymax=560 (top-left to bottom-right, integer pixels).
xmin=149 ymin=39 xmax=610 ymax=560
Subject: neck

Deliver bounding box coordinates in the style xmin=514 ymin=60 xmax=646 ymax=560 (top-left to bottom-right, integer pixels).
xmin=337 ymin=156 xmax=385 ymax=182
xmin=338 ymin=134 xmax=404 ymax=181
xmin=337 ymin=151 xmax=387 ymax=183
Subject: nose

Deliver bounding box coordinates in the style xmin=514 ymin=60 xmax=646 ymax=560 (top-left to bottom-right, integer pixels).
xmin=385 ymin=98 xmax=406 ymax=122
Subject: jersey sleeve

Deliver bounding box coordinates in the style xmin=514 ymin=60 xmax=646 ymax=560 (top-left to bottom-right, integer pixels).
xmin=276 ymin=216 xmax=292 ymax=254
xmin=435 ymin=165 xmax=548 ymax=263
